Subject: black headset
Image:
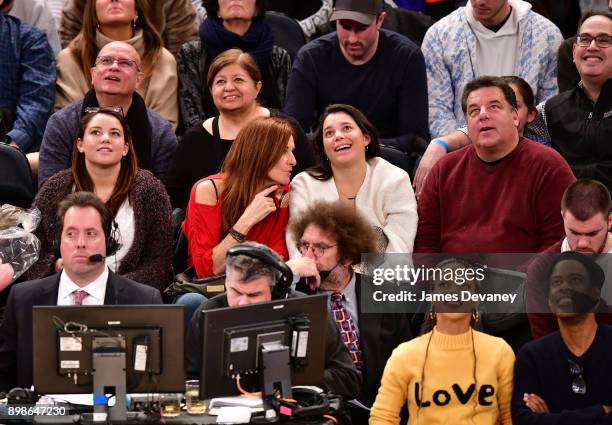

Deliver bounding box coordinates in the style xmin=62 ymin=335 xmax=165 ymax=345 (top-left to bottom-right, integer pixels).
xmin=227 ymin=244 xmax=293 ymax=299
xmin=52 ymin=220 xmax=121 ymax=259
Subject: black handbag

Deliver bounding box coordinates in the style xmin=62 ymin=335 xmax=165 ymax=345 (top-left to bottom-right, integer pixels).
xmin=164 ymin=267 xmax=226 ymax=300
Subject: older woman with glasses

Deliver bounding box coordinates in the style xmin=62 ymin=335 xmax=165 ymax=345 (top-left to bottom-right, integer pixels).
xmin=54 ymin=0 xmax=178 ymax=127
xmin=23 ymin=108 xmax=173 ymax=291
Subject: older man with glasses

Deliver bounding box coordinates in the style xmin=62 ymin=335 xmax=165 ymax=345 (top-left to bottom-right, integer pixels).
xmin=511 ymin=251 xmax=612 ymax=424
xmin=37 ymin=41 xmax=177 ymax=187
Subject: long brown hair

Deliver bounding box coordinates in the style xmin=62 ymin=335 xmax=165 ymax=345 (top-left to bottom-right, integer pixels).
xmin=71 ymin=110 xmax=139 ymax=217
xmin=220 ymin=116 xmax=294 ymax=235
xmin=68 ymin=0 xmax=163 ymax=81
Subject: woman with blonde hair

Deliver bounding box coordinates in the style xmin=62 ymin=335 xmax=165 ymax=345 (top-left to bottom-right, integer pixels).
xmin=183 ymin=115 xmax=296 ymax=277
xmin=54 ymin=0 xmax=178 ymax=127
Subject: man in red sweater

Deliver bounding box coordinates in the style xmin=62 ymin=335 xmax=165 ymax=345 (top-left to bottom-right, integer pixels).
xmin=415 ymin=76 xmax=576 ymax=255
xmin=526 ymin=179 xmax=612 ymax=339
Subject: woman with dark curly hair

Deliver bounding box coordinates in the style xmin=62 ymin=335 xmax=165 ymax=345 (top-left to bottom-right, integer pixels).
xmin=177 ymin=0 xmax=291 ymax=129
xmin=289 ymin=104 xmax=418 ymax=257
xmin=23 ymin=108 xmax=173 ymax=290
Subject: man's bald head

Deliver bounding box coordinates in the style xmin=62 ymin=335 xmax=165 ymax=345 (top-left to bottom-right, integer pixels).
xmin=91 ymin=41 xmax=144 ymax=98
xmin=98 ymin=41 xmax=142 ymax=68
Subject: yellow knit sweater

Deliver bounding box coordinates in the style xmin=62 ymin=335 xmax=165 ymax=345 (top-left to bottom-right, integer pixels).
xmin=370 ymin=328 xmax=515 ymax=425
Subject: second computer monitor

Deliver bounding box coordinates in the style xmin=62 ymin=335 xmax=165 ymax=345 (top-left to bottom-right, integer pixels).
xmin=200 ymin=294 xmax=328 ymax=399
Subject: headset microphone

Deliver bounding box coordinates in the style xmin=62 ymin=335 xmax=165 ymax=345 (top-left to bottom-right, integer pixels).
xmin=88 ymin=254 xmax=105 ymax=263
xmin=319 ymin=261 xmax=340 ymax=280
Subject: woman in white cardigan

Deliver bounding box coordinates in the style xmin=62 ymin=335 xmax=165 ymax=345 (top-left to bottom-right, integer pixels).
xmin=289 ymin=104 xmax=418 ymax=258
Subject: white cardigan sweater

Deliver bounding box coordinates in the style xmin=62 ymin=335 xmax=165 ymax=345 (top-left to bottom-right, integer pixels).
xmin=288 ymin=157 xmax=418 ymax=258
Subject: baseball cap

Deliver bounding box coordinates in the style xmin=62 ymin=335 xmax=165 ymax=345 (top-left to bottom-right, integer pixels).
xmin=330 ymin=0 xmax=384 ymax=26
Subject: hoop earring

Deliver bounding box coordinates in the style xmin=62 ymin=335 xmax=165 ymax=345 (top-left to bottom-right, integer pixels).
xmin=428 ymin=307 xmax=436 ymax=324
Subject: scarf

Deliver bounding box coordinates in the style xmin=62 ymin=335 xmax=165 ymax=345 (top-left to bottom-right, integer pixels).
xmin=81 ymin=89 xmax=152 ymax=171
xmin=198 ymin=16 xmax=274 ymax=64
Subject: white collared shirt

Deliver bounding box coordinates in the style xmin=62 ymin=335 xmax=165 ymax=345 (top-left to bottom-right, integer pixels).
xmin=57 ymin=267 xmax=109 ymax=306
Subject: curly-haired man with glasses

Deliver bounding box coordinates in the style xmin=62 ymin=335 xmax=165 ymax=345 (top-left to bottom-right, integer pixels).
xmin=287 ymin=201 xmax=413 ymax=425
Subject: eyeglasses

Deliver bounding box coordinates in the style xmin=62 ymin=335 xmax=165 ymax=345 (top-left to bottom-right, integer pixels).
xmin=568 ymin=359 xmax=586 ymax=395
xmin=95 ymin=55 xmax=140 ymax=70
xmin=575 ymin=34 xmax=612 ymax=48
xmin=83 ymin=106 xmax=125 ymax=117
xmin=296 ymin=241 xmax=336 ymax=258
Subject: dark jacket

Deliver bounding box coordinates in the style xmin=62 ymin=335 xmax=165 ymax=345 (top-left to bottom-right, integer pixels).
xmin=545 ymin=78 xmax=612 ymax=193
xmin=38 ymin=96 xmax=177 ymax=186
xmin=185 ymin=291 xmax=361 ymax=399
xmin=23 ymin=169 xmax=174 ymax=290
xmin=512 ymin=324 xmax=612 ymax=425
xmin=0 ymin=271 xmax=163 ymax=391
xmin=296 ymin=273 xmax=414 ymax=407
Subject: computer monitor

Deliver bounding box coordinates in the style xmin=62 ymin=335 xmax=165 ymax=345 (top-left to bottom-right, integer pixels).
xmin=200 ymin=294 xmax=328 ymax=400
xmin=32 ymin=305 xmax=185 ymax=421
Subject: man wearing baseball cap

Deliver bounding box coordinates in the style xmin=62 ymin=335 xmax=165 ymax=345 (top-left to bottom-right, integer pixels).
xmin=284 ymin=0 xmax=429 ymax=155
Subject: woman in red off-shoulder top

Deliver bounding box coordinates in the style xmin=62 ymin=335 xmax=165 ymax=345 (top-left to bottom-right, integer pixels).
xmin=183 ymin=116 xmax=297 ymax=277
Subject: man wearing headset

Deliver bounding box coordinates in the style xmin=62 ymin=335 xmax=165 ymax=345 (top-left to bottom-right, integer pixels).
xmin=0 ymin=191 xmax=162 ymax=392
xmin=185 ymin=241 xmax=361 ymax=400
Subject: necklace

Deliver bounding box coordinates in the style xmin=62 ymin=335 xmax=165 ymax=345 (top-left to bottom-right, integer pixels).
xmin=337 ymin=187 xmax=357 ymax=201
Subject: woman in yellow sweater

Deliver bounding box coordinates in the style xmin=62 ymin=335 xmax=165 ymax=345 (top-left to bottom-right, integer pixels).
xmin=370 ymin=259 xmax=515 ymax=425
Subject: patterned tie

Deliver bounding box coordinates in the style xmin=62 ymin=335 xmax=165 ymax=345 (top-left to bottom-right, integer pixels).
xmin=72 ymin=290 xmax=89 ymax=306
xmin=330 ymin=292 xmax=363 ymax=371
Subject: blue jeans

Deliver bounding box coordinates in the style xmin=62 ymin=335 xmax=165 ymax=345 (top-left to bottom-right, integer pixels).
xmin=174 ymin=292 xmax=207 ymax=333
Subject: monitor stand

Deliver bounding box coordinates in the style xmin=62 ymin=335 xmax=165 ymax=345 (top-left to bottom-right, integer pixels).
xmin=255 ymin=342 xmax=293 ymax=423
xmin=92 ymin=336 xmax=128 ymax=422
xmin=34 ymin=337 xmax=141 ymax=424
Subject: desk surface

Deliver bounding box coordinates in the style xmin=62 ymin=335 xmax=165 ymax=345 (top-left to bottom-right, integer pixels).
xmin=32 ymin=412 xmax=335 ymax=424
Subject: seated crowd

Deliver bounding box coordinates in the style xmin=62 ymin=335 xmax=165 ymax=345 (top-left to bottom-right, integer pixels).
xmin=1 ymin=0 xmax=611 ymax=424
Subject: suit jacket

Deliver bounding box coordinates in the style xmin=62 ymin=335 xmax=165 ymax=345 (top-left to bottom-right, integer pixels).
xmin=0 ymin=271 xmax=162 ymax=391
xmin=297 ymin=273 xmax=414 ymax=407
xmin=185 ymin=291 xmax=361 ymax=399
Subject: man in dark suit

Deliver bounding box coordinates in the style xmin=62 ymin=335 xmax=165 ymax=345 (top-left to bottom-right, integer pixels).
xmin=0 ymin=192 xmax=162 ymax=391
xmin=287 ymin=201 xmax=414 ymax=424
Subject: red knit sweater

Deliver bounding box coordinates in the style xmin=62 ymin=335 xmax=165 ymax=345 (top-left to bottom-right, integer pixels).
xmin=183 ymin=174 xmax=290 ymax=277
xmin=415 ymin=139 xmax=576 ymax=254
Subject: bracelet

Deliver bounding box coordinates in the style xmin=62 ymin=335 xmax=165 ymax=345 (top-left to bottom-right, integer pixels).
xmin=432 ymin=138 xmax=449 ymax=152
xmin=228 ymin=227 xmax=246 ymax=243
